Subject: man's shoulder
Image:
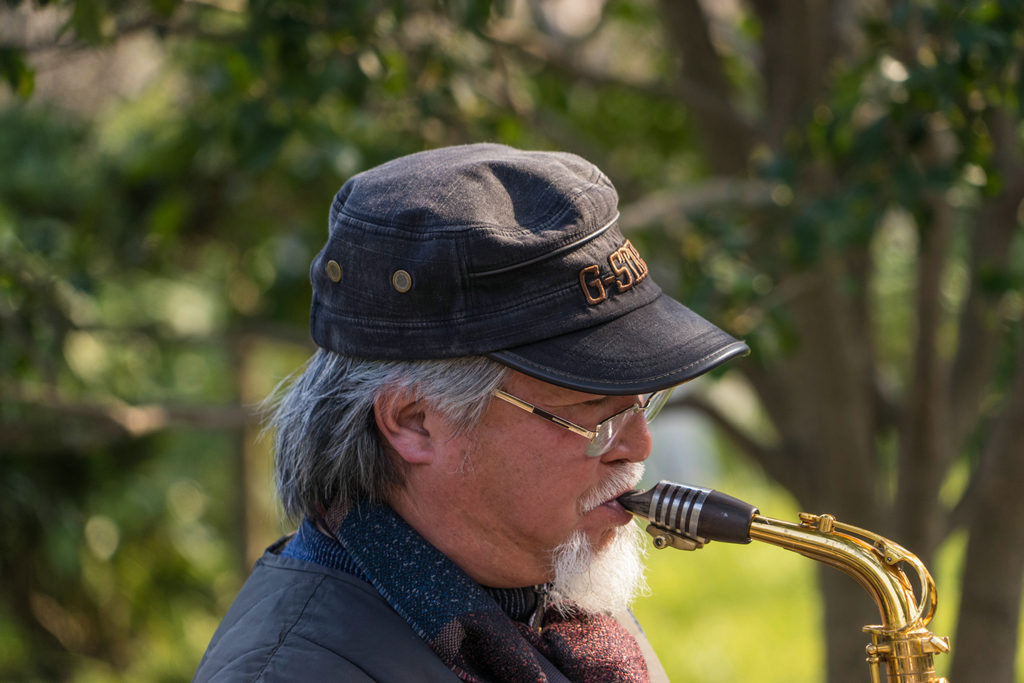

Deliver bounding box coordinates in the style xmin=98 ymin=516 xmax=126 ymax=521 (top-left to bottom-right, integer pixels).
xmin=193 ymin=550 xmax=457 ymax=682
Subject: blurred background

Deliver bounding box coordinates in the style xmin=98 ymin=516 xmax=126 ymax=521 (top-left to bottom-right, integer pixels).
xmin=1 ymin=1 xmax=1022 ymax=681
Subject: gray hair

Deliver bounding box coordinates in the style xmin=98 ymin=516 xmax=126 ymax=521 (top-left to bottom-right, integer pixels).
xmin=265 ymin=348 xmax=508 ymax=520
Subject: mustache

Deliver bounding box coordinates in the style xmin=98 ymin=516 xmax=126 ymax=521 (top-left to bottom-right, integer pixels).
xmin=579 ymin=462 xmax=645 ymax=514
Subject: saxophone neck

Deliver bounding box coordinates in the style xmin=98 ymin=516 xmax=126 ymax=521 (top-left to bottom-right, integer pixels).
xmin=748 ymin=512 xmax=934 ymax=632
xmin=749 ymin=513 xmax=950 ymax=683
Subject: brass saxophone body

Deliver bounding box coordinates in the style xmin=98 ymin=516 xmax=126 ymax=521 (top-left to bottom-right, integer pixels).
xmin=618 ymin=481 xmax=951 ymax=683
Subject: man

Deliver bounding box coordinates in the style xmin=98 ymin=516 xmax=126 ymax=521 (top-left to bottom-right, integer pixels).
xmin=194 ymin=143 xmax=748 ymax=681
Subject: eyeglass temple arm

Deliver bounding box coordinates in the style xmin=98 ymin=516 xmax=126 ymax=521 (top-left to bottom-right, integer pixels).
xmin=491 ymin=390 xmax=596 ymax=439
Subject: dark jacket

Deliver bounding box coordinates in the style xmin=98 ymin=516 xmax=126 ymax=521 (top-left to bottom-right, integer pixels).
xmin=195 ymin=544 xmax=669 ymax=682
xmin=193 ymin=550 xmax=459 ymax=682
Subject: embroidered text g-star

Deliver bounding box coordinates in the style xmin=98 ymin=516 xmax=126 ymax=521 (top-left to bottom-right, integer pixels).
xmin=579 ymin=240 xmax=650 ymax=305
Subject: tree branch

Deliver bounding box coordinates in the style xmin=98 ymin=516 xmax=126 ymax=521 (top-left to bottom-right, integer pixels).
xmin=617 ymin=178 xmax=775 ymax=232
xmin=486 ymin=19 xmax=756 ymax=146
xmin=2 ymin=393 xmax=255 ymax=456
xmin=4 ymin=0 xmax=249 ymax=57
xmin=668 ymin=393 xmax=791 ymax=490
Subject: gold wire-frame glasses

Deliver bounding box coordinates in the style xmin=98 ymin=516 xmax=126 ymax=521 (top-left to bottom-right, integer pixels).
xmin=491 ymin=388 xmax=673 ymax=457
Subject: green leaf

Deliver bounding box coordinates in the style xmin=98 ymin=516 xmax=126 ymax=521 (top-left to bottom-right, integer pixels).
xmin=0 ymin=48 xmax=35 ymax=98
xmin=66 ymin=0 xmax=108 ymax=44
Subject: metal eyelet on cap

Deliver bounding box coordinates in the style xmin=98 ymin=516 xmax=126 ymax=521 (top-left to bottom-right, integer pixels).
xmin=325 ymin=260 xmax=342 ymax=283
xmin=392 ymin=269 xmax=412 ymax=292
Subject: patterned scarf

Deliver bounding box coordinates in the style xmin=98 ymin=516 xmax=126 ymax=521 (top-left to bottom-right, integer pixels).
xmin=294 ymin=502 xmax=649 ymax=682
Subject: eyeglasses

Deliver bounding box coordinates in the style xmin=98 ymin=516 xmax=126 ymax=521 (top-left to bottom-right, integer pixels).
xmin=491 ymin=388 xmax=673 ymax=457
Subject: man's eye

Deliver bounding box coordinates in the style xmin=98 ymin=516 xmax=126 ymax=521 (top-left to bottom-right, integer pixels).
xmin=581 ymin=396 xmax=613 ymax=408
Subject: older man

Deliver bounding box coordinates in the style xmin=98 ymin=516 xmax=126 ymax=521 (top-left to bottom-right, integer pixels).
xmin=194 ymin=144 xmax=747 ymax=682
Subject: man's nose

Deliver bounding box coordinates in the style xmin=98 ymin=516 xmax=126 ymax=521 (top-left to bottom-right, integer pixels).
xmin=600 ymin=410 xmax=652 ymax=464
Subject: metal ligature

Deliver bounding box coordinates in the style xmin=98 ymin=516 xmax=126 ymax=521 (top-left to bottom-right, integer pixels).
xmin=619 ymin=480 xmax=951 ymax=683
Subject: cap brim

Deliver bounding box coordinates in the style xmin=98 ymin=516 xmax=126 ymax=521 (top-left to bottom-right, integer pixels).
xmin=487 ymin=294 xmax=749 ymax=395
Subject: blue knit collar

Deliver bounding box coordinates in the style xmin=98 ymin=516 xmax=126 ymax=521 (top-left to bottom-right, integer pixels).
xmin=280 ymin=507 xmax=543 ymax=626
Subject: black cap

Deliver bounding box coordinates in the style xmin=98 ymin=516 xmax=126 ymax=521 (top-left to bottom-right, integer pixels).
xmin=310 ymin=143 xmax=747 ymax=394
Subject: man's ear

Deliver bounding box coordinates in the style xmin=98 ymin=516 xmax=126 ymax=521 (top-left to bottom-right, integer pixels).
xmin=374 ymin=389 xmax=437 ymax=465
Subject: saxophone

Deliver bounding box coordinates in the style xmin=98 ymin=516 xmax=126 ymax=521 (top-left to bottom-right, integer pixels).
xmin=618 ymin=481 xmax=951 ymax=683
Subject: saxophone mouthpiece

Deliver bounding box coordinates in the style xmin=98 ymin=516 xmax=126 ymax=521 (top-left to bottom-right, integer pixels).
xmin=617 ymin=480 xmax=759 ymax=545
xmin=617 ymin=488 xmax=653 ymax=517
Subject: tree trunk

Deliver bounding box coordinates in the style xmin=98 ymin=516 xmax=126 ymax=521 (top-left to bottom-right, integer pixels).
xmin=895 ymin=199 xmax=954 ymax=567
xmin=746 ymin=261 xmax=884 ymax=683
xmin=950 ymin=342 xmax=1024 ymax=682
xmin=820 ymin=567 xmax=883 ymax=683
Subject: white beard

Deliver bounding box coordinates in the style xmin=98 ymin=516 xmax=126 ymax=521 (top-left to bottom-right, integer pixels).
xmin=548 ymin=462 xmax=649 ymax=616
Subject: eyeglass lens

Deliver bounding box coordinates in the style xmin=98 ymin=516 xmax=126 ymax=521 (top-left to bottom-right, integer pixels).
xmin=583 ymin=389 xmax=672 ymax=457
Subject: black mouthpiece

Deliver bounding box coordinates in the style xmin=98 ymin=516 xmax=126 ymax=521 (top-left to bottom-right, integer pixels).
xmin=618 ymin=480 xmax=759 ymax=544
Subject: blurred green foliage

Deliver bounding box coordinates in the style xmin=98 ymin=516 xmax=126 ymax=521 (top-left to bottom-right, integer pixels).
xmin=2 ymin=0 xmax=1023 ymax=680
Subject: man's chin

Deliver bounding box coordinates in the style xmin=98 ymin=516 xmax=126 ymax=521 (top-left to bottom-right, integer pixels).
xmin=582 ymin=523 xmax=621 ymax=552
xmin=549 ymin=521 xmax=649 ymax=617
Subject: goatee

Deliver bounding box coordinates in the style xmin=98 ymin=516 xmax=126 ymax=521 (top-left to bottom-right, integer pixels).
xmin=548 ymin=462 xmax=649 ymax=616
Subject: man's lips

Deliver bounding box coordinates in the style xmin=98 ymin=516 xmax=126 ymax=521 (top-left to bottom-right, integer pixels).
xmin=588 ymin=489 xmax=636 ymax=525
xmin=600 ymin=498 xmax=626 ymax=514
xmin=584 ymin=485 xmax=635 ymax=513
